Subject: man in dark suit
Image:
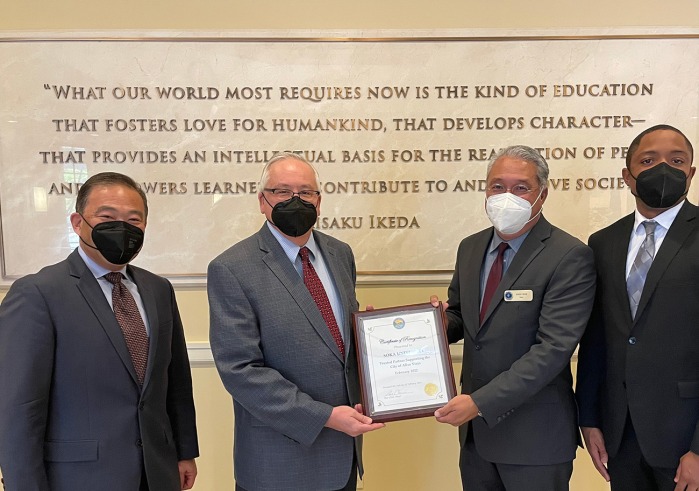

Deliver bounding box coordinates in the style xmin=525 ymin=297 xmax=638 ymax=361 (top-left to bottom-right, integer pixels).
xmin=433 ymin=145 xmax=596 ymax=490
xmin=208 ymin=152 xmax=383 ymax=491
xmin=0 ymin=172 xmax=199 ymax=491
xmin=576 ymin=125 xmax=699 ymax=491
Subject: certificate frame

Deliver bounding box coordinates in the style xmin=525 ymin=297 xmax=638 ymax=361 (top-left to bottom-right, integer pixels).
xmin=352 ymin=302 xmax=457 ymax=423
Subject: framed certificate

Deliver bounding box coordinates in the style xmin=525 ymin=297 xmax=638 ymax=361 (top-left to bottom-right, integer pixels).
xmin=352 ymin=302 xmax=457 ymax=423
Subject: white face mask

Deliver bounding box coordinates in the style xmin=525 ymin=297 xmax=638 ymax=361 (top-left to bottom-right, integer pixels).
xmin=485 ymin=191 xmax=543 ymax=235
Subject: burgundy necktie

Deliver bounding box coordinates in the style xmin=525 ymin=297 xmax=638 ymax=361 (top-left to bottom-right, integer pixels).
xmin=105 ymin=272 xmax=149 ymax=385
xmin=480 ymin=242 xmax=509 ymax=324
xmin=299 ymin=247 xmax=345 ymax=358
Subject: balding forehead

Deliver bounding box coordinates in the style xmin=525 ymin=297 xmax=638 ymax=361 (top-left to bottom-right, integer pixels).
xmin=266 ymin=157 xmax=320 ymax=187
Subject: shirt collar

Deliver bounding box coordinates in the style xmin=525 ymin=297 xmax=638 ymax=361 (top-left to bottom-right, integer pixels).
xmin=633 ymin=199 xmax=685 ymax=233
xmin=77 ymin=244 xmax=128 ymax=280
xmin=489 ymin=229 xmax=530 ymax=254
xmin=266 ymin=221 xmax=319 ymax=262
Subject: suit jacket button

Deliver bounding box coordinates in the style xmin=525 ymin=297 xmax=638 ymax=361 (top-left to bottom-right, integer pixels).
xmin=475 ymin=345 xmax=482 ymax=351
xmin=136 ymin=439 xmax=143 ymax=447
xmin=628 ymin=337 xmax=637 ymax=345
xmin=139 ymin=402 xmax=145 ymax=410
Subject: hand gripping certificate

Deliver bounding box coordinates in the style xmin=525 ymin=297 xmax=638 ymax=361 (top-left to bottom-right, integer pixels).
xmin=352 ymin=303 xmax=456 ymax=422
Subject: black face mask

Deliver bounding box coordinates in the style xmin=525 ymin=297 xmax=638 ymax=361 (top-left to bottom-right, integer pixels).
xmin=265 ymin=195 xmax=318 ymax=237
xmin=79 ymin=216 xmax=145 ymax=265
xmin=630 ymin=162 xmax=688 ymax=209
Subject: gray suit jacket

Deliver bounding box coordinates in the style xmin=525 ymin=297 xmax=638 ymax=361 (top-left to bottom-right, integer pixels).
xmin=0 ymin=250 xmax=199 ymax=491
xmin=208 ymin=225 xmax=361 ymax=491
xmin=446 ymin=216 xmax=596 ymax=465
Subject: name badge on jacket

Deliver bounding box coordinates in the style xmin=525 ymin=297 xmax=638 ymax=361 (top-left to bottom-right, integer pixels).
xmin=504 ymin=290 xmax=533 ymax=302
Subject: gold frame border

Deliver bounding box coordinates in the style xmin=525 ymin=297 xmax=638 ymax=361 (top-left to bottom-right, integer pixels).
xmin=1 ymin=34 xmax=698 ymax=43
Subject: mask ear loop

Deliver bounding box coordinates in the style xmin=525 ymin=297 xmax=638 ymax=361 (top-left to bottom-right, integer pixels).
xmin=523 ymin=187 xmax=545 ymax=226
xmin=76 ymin=213 xmax=100 ymax=251
xmin=260 ymin=192 xmax=281 ymax=229
xmin=532 ymin=187 xmax=544 ymax=203
xmin=260 ymin=192 xmax=275 ymax=208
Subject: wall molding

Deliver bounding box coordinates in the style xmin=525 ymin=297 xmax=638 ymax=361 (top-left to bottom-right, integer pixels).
xmin=189 ymin=342 xmax=471 ymax=367
xmin=188 ymin=341 xmax=577 ymax=368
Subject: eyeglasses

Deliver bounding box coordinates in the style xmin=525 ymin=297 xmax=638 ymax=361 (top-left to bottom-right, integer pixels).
xmin=486 ymin=183 xmax=538 ymax=196
xmin=263 ymin=188 xmax=321 ymax=201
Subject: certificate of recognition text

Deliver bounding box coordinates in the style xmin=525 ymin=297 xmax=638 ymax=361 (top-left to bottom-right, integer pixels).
xmin=354 ymin=303 xmax=456 ymax=422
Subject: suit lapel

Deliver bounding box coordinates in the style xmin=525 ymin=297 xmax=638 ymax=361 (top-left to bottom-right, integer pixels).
xmin=480 ymin=218 xmax=550 ymax=329
xmin=634 ymin=202 xmax=697 ymax=324
xmin=610 ymin=214 xmax=635 ymax=330
xmin=69 ymin=251 xmax=140 ymax=386
xmin=258 ymin=226 xmax=344 ymax=362
xmin=315 ymin=232 xmax=353 ymax=362
xmin=463 ymin=230 xmax=492 ymax=339
xmin=128 ymin=266 xmax=159 ymax=391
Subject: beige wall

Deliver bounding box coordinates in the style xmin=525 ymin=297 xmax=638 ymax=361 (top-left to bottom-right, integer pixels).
xmin=1 ymin=0 xmax=697 ymax=30
xmin=2 ymin=1 xmax=697 ymax=489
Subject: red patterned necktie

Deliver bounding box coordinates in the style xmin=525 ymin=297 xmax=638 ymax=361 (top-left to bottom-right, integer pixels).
xmin=480 ymin=242 xmax=509 ymax=324
xmin=299 ymin=247 xmax=345 ymax=358
xmin=105 ymin=272 xmax=149 ymax=385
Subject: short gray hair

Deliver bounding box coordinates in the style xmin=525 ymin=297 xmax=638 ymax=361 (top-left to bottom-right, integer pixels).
xmin=487 ymin=145 xmax=549 ymax=189
xmin=259 ymin=151 xmax=320 ymax=190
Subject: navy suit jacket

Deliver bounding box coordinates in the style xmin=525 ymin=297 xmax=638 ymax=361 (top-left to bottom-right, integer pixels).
xmin=0 ymin=249 xmax=199 ymax=491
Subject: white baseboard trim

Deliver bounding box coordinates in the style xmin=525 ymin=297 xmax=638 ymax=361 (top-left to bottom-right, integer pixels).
xmin=187 ymin=342 xmax=216 ymax=367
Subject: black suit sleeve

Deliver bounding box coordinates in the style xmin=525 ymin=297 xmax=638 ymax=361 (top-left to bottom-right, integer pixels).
xmin=0 ymin=279 xmax=53 ymax=490
xmin=164 ymin=282 xmax=200 ymax=461
xmin=446 ymin=249 xmax=466 ymax=344
xmin=575 ymin=234 xmax=607 ymax=429
xmin=575 ymin=286 xmax=606 ymax=428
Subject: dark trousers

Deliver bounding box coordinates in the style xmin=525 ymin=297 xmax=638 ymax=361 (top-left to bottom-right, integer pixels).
xmin=140 ymin=469 xmax=149 ymax=491
xmin=608 ymin=417 xmax=676 ymax=491
xmin=459 ymin=423 xmax=572 ymax=491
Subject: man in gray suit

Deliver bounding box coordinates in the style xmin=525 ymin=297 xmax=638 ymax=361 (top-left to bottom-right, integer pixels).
xmin=433 ymin=146 xmax=596 ymax=490
xmin=0 ymin=172 xmax=199 ymax=491
xmin=208 ymin=152 xmax=383 ymax=491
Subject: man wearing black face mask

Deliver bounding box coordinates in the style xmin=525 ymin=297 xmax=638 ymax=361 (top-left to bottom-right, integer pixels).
xmin=208 ymin=153 xmax=384 ymax=491
xmin=0 ymin=172 xmax=199 ymax=491
xmin=577 ymin=125 xmax=699 ymax=491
